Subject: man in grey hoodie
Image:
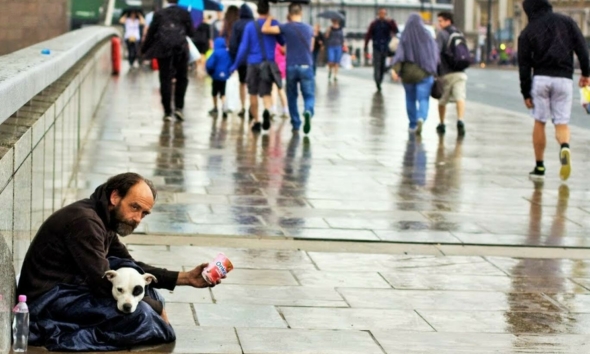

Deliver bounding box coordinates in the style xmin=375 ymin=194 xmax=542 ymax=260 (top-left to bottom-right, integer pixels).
xmin=519 ymin=0 xmax=590 ymax=181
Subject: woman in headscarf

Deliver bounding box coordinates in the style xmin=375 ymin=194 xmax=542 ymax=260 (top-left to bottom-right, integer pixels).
xmin=391 ymin=13 xmax=439 ymax=135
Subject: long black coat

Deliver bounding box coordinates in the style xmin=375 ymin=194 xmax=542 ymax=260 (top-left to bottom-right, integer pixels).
xmin=142 ymin=5 xmax=194 ymax=59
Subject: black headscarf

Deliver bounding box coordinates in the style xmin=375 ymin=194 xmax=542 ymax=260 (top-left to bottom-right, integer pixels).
xmin=523 ymin=0 xmax=552 ymax=21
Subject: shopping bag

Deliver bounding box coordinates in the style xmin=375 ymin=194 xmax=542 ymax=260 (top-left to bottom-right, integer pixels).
xmin=226 ymin=73 xmax=241 ymax=112
xmin=187 ymin=37 xmax=201 ymax=64
xmin=581 ymin=86 xmax=590 ymax=114
xmin=340 ymin=53 xmax=352 ymax=70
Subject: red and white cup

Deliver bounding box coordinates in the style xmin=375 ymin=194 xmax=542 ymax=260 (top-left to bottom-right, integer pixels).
xmin=202 ymin=253 xmax=234 ymax=284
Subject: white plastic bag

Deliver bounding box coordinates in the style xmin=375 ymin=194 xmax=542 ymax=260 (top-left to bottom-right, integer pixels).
xmin=340 ymin=53 xmax=352 ymax=70
xmin=187 ymin=37 xmax=201 ymax=63
xmin=225 ymin=73 xmax=241 ymax=112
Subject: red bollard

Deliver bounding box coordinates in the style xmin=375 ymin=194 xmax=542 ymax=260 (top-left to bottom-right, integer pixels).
xmin=111 ymin=37 xmax=122 ymax=75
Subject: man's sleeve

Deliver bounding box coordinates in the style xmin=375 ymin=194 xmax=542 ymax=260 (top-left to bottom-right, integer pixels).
xmin=64 ymin=218 xmax=114 ymax=298
xmin=142 ymin=12 xmax=161 ymax=53
xmin=108 ymin=236 xmax=179 ymax=291
xmin=518 ymin=32 xmax=534 ymax=99
xmin=435 ymin=31 xmax=445 ymax=53
xmin=390 ymin=20 xmax=399 ymax=35
xmin=364 ymin=21 xmax=374 ymax=49
xmin=274 ymin=20 xmax=285 ymax=46
xmin=572 ymin=20 xmax=590 ymax=77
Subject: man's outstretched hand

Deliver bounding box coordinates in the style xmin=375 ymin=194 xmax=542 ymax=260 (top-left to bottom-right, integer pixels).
xmin=177 ymin=263 xmax=221 ymax=288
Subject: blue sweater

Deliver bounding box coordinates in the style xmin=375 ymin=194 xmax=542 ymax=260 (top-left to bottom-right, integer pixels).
xmin=231 ymin=18 xmax=285 ymax=71
xmin=206 ymin=38 xmax=232 ymax=81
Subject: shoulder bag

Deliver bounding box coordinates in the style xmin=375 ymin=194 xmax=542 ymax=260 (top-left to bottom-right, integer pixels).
xmin=254 ymin=21 xmax=282 ymax=89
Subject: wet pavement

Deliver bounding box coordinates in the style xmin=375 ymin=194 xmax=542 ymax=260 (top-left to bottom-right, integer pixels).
xmin=73 ymin=66 xmax=590 ymax=248
xmin=62 ymin=66 xmax=590 ymax=353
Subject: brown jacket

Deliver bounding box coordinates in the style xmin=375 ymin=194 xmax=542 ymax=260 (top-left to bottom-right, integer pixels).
xmin=17 ymin=184 xmax=178 ymax=307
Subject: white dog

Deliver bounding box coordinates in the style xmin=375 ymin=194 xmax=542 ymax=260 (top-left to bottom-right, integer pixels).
xmin=104 ymin=268 xmax=157 ymax=314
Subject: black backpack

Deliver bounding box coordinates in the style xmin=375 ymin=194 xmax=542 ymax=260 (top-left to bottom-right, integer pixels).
xmin=445 ymin=29 xmax=470 ymax=71
xmin=158 ymin=20 xmax=187 ymax=52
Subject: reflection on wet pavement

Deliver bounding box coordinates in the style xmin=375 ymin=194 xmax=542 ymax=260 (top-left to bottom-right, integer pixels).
xmin=67 ymin=69 xmax=590 ymax=352
xmin=74 ymin=69 xmax=590 ymax=247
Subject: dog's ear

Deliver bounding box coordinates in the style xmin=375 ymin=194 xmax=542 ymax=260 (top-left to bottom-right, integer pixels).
xmin=104 ymin=270 xmax=118 ymax=282
xmin=143 ymin=273 xmax=158 ymax=285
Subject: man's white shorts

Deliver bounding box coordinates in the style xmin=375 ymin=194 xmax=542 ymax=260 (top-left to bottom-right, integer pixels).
xmin=531 ymin=76 xmax=573 ymax=125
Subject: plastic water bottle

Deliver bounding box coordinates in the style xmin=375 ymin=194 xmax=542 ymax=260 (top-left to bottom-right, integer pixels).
xmin=12 ymin=295 xmax=29 ymax=352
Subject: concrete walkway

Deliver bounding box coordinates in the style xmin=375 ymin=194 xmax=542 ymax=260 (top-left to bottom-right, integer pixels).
xmin=62 ymin=66 xmax=590 ymax=353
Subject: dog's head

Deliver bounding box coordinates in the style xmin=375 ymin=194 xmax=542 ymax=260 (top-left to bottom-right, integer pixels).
xmin=104 ymin=267 xmax=157 ymax=313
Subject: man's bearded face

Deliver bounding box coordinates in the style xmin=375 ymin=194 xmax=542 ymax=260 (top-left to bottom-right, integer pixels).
xmin=110 ymin=203 xmax=139 ymax=236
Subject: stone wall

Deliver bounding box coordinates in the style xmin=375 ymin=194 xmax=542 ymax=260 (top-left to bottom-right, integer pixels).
xmin=0 ymin=0 xmax=70 ymax=56
xmin=0 ymin=28 xmax=115 ymax=353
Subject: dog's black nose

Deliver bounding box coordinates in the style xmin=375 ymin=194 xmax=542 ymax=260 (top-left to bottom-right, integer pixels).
xmin=122 ymin=304 xmax=132 ymax=313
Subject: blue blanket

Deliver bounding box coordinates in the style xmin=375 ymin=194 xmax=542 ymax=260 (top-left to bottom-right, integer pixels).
xmin=28 ymin=258 xmax=176 ymax=351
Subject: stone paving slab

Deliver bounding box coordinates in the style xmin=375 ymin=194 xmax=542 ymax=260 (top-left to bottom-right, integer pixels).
xmin=236 ymin=328 xmax=385 ymax=354
xmin=194 ymin=304 xmax=287 ymax=328
xmin=279 ymin=307 xmax=434 ymax=331
xmin=371 ymin=332 xmax=590 ymax=353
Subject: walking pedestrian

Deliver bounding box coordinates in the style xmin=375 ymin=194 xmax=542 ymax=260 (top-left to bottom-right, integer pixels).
xmin=120 ymin=10 xmax=145 ymax=69
xmin=435 ymin=12 xmax=469 ymax=136
xmin=273 ymin=43 xmax=289 ymax=118
xmin=364 ymin=8 xmax=398 ymax=92
xmin=229 ymin=4 xmax=255 ymax=119
xmin=325 ymin=19 xmax=344 ymax=82
xmin=193 ymin=15 xmax=213 ymax=73
xmin=221 ymin=5 xmax=240 ymax=44
xmin=312 ymin=24 xmax=324 ymax=75
xmin=207 ymin=38 xmax=233 ymax=119
xmin=391 ymin=13 xmax=438 ymax=135
xmin=230 ymin=1 xmax=285 ymax=132
xmin=518 ymin=0 xmax=590 ymax=181
xmin=262 ymin=3 xmax=315 ymax=134
xmin=142 ymin=0 xmax=194 ymax=122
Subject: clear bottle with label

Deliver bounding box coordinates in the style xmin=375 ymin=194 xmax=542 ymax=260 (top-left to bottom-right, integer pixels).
xmin=12 ymin=295 xmax=29 ymax=352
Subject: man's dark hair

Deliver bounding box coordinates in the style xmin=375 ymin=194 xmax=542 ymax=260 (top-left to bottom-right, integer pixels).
xmin=167 ymin=0 xmax=179 ymax=3
xmin=437 ymin=11 xmax=454 ymax=24
xmin=258 ymin=0 xmax=270 ymax=15
xmin=288 ymin=3 xmax=302 ymax=15
xmin=105 ymin=173 xmax=157 ymax=201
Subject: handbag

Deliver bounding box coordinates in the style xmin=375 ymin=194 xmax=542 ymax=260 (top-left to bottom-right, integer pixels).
xmin=254 ymin=21 xmax=282 ymax=89
xmin=431 ymin=77 xmax=444 ymax=99
xmin=388 ymin=36 xmax=399 ymax=54
xmin=187 ymin=37 xmax=201 ymax=64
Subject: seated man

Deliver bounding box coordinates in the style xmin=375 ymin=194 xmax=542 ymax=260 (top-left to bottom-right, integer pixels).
xmin=17 ymin=173 xmax=217 ymax=351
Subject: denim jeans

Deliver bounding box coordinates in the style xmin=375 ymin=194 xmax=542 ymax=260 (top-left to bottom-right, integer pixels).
xmin=287 ymin=65 xmax=315 ymax=130
xmin=402 ymin=76 xmax=434 ymax=129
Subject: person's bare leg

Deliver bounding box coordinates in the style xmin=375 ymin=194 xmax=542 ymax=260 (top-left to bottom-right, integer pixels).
xmin=250 ymin=95 xmax=259 ymax=123
xmin=240 ymin=84 xmax=246 ymax=111
xmin=212 ymin=96 xmax=217 ymax=110
xmin=555 ymin=124 xmax=570 ymax=144
xmin=334 ymin=65 xmax=339 ymax=80
xmin=262 ymin=95 xmax=273 ymax=111
xmin=279 ymin=88 xmax=288 ymax=115
xmin=556 ymin=123 xmax=571 ymax=180
xmin=456 ymin=100 xmax=465 ymax=121
xmin=438 ymin=105 xmax=446 ymax=124
xmin=533 ymin=120 xmax=546 ymax=162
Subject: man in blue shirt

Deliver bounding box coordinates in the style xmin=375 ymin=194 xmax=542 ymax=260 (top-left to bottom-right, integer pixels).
xmin=262 ymin=3 xmax=314 ymax=134
xmin=230 ymin=1 xmax=285 ymax=133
